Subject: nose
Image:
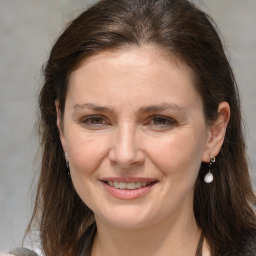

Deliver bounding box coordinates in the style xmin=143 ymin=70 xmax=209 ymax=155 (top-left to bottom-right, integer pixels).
xmin=108 ymin=123 xmax=145 ymax=169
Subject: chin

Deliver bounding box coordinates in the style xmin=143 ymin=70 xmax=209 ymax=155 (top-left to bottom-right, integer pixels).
xmin=95 ymin=206 xmax=157 ymax=229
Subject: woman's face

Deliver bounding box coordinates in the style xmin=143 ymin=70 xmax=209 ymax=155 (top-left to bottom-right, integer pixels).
xmin=58 ymin=46 xmax=212 ymax=229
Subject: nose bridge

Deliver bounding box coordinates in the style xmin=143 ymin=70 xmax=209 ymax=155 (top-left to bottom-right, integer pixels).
xmin=109 ymin=121 xmax=143 ymax=167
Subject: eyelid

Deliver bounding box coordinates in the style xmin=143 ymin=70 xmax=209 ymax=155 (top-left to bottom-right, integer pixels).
xmin=146 ymin=115 xmax=176 ymax=128
xmin=81 ymin=115 xmax=110 ymax=127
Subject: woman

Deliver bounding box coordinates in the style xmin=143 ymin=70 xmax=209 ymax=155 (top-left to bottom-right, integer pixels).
xmin=25 ymin=0 xmax=256 ymax=255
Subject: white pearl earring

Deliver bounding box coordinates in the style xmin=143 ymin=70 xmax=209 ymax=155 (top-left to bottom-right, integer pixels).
xmin=204 ymin=156 xmax=215 ymax=183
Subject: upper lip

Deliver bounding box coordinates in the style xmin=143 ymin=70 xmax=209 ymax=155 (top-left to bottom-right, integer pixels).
xmin=100 ymin=177 xmax=158 ymax=182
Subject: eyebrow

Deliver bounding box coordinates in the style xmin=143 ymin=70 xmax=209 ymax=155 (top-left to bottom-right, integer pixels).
xmin=73 ymin=103 xmax=183 ymax=114
xmin=138 ymin=103 xmax=183 ymax=114
xmin=73 ymin=103 xmax=114 ymax=113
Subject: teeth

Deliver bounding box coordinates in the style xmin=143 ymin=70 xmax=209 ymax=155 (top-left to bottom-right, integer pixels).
xmin=127 ymin=182 xmax=136 ymax=189
xmin=119 ymin=182 xmax=127 ymax=189
xmin=107 ymin=181 xmax=152 ymax=189
xmin=114 ymin=181 xmax=120 ymax=188
xmin=135 ymin=182 xmax=141 ymax=188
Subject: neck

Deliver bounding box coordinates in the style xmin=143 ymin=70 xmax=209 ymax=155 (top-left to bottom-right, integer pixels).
xmin=91 ymin=203 xmax=201 ymax=256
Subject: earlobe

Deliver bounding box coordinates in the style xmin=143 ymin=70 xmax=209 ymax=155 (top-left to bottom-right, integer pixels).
xmin=202 ymin=101 xmax=230 ymax=162
xmin=55 ymin=100 xmax=66 ymax=152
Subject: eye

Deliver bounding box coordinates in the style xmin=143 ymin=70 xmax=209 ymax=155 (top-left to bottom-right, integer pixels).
xmin=81 ymin=115 xmax=110 ymax=128
xmin=152 ymin=116 xmax=171 ymax=126
xmin=147 ymin=115 xmax=176 ymax=130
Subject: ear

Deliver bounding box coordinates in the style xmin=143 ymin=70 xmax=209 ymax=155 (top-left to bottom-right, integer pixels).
xmin=202 ymin=102 xmax=230 ymax=162
xmin=55 ymin=100 xmax=66 ymax=152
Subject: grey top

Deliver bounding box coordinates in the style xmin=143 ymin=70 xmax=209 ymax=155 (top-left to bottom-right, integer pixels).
xmin=9 ymin=248 xmax=38 ymax=256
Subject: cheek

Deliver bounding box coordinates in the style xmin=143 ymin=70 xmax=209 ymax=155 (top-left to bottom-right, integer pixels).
xmin=65 ymin=133 xmax=111 ymax=209
xmin=66 ymin=131 xmax=110 ymax=176
xmin=146 ymin=132 xmax=205 ymax=180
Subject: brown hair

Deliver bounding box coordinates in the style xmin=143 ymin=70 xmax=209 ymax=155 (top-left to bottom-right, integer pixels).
xmin=26 ymin=0 xmax=256 ymax=255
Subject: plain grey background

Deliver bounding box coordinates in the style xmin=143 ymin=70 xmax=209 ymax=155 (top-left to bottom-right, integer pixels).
xmin=1 ymin=0 xmax=256 ymax=252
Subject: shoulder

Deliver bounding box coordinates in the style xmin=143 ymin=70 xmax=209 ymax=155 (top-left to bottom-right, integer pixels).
xmin=240 ymin=230 xmax=256 ymax=255
xmin=228 ymin=229 xmax=256 ymax=256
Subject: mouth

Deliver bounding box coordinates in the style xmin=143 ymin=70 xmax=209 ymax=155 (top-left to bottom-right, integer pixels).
xmin=104 ymin=180 xmax=156 ymax=190
xmin=101 ymin=178 xmax=158 ymax=200
xmin=100 ymin=178 xmax=158 ymax=199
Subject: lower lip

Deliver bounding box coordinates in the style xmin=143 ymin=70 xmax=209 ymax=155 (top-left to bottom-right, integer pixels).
xmin=102 ymin=182 xmax=157 ymax=200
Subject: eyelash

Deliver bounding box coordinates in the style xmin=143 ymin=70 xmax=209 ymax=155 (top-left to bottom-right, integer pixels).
xmin=81 ymin=115 xmax=176 ymax=130
xmin=81 ymin=115 xmax=109 ymax=127
xmin=147 ymin=115 xmax=176 ymax=129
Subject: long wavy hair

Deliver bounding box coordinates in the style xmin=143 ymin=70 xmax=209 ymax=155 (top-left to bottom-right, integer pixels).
xmin=25 ymin=0 xmax=256 ymax=255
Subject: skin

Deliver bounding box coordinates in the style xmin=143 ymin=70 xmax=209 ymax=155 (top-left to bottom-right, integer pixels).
xmin=56 ymin=46 xmax=230 ymax=256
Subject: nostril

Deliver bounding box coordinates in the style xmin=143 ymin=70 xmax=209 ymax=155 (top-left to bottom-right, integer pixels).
xmin=109 ymin=148 xmax=144 ymax=168
xmin=108 ymin=127 xmax=145 ymax=168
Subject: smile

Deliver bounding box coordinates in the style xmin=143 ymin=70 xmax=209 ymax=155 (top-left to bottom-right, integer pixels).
xmin=106 ymin=181 xmax=154 ymax=190
xmin=101 ymin=179 xmax=158 ymax=200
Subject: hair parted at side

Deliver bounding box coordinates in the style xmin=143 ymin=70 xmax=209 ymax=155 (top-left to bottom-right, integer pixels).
xmin=25 ymin=0 xmax=256 ymax=255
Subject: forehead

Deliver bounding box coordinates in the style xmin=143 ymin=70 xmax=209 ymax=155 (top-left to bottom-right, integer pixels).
xmin=70 ymin=45 xmax=195 ymax=87
xmin=66 ymin=45 xmax=201 ymax=112
xmin=79 ymin=45 xmax=170 ymax=66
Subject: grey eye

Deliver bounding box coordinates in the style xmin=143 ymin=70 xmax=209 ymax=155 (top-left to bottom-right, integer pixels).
xmin=88 ymin=117 xmax=105 ymax=124
xmin=152 ymin=116 xmax=173 ymax=126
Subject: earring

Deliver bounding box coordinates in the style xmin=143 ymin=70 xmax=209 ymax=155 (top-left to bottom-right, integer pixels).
xmin=64 ymin=152 xmax=70 ymax=176
xmin=204 ymin=156 xmax=215 ymax=183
